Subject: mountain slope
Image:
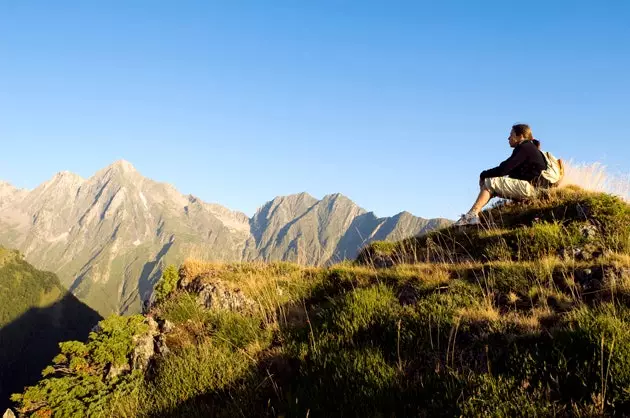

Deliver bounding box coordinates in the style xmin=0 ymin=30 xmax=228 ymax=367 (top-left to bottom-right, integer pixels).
xmin=0 ymin=246 xmax=101 ymax=411
xmin=0 ymin=161 xmax=448 ymax=315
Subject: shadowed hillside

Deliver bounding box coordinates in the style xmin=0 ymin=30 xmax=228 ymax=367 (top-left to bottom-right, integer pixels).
xmin=0 ymin=248 xmax=102 ymax=411
xmin=11 ymin=187 xmax=630 ymax=417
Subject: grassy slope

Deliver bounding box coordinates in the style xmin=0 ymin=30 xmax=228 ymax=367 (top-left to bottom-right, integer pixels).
xmin=13 ymin=187 xmax=630 ymax=417
xmin=0 ymin=246 xmax=65 ymax=327
xmin=0 ymin=246 xmax=102 ymax=412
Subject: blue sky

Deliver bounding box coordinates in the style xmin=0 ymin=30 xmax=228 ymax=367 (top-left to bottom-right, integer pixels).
xmin=1 ymin=1 xmax=628 ymax=220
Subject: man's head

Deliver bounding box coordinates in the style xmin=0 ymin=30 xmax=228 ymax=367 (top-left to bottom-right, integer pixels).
xmin=508 ymin=123 xmax=533 ymax=148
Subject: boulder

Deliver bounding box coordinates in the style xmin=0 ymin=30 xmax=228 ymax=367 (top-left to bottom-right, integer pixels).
xmin=158 ymin=318 xmax=175 ymax=334
xmin=106 ymin=362 xmax=131 ymax=380
xmin=187 ymin=277 xmax=256 ymax=314
xmin=131 ymin=317 xmax=160 ymax=371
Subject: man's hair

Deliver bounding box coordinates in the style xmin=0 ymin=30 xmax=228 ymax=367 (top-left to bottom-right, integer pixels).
xmin=512 ymin=124 xmax=534 ymax=140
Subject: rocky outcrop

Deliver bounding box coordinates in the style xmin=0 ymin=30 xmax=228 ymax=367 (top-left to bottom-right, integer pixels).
xmin=182 ymin=275 xmax=256 ymax=314
xmin=131 ymin=318 xmax=160 ymax=371
xmin=106 ymin=317 xmax=174 ymax=381
xmin=106 ymin=275 xmax=252 ymax=383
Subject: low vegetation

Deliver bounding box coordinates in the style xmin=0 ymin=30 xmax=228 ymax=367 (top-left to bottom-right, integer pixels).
xmin=0 ymin=247 xmax=60 ymax=327
xmin=0 ymin=247 xmax=102 ymax=413
xmin=10 ymin=187 xmax=630 ymax=417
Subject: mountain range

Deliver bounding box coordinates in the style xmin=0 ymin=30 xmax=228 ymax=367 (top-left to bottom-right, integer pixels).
xmin=0 ymin=160 xmax=449 ymax=316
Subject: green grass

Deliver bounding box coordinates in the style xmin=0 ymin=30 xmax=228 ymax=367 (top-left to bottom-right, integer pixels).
xmin=12 ymin=188 xmax=630 ymax=417
xmin=0 ymin=247 xmax=63 ymax=326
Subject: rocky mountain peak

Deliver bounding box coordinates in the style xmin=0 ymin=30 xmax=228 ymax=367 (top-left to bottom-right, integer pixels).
xmin=393 ymin=211 xmax=416 ymax=220
xmin=49 ymin=171 xmax=85 ymax=187
xmin=91 ymin=160 xmax=141 ymax=186
xmin=254 ymin=193 xmax=317 ymax=220
xmin=0 ymin=160 xmax=449 ymax=316
xmin=109 ymin=159 xmax=137 ymax=173
xmin=322 ymin=193 xmax=353 ymax=204
xmin=270 ymin=192 xmax=316 ymax=206
xmin=320 ymin=193 xmax=366 ymax=217
xmin=0 ymin=181 xmax=19 ymax=196
xmin=27 ymin=170 xmax=84 ymax=203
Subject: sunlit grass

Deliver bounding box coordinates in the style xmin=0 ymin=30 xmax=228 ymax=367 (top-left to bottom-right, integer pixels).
xmin=561 ymin=160 xmax=630 ymax=202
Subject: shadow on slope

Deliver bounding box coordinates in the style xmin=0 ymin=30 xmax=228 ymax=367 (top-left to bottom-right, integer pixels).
xmin=0 ymin=293 xmax=102 ymax=411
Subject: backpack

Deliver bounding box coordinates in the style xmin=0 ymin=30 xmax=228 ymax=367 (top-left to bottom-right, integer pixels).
xmin=540 ymin=151 xmax=564 ymax=186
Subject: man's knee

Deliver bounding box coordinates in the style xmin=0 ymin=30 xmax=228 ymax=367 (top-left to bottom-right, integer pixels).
xmin=482 ymin=178 xmax=495 ymax=195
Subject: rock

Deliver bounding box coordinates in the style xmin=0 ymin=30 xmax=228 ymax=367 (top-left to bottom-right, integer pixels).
xmin=580 ymin=224 xmax=599 ymax=241
xmin=371 ymin=255 xmax=394 ymax=269
xmin=574 ymin=268 xmax=593 ymax=286
xmin=103 ymin=317 xmax=171 ymax=380
xmin=178 ymin=268 xmax=218 ymax=289
xmin=158 ymin=318 xmax=175 ymax=333
xmin=142 ymin=298 xmax=151 ymax=314
xmin=155 ymin=334 xmax=170 ymax=356
xmin=561 ymin=243 xmax=602 ymax=262
xmin=177 ymin=271 xmax=192 ymax=289
xmin=3 ymin=409 xmax=16 ymax=418
xmin=131 ymin=317 xmax=160 ymax=371
xmin=397 ymin=285 xmax=418 ymax=306
xmin=578 ymin=243 xmax=602 ymax=261
xmin=188 ymin=278 xmax=256 ymax=314
xmin=106 ymin=362 xmax=131 ymax=380
xmin=575 ymin=267 xmax=604 ymax=292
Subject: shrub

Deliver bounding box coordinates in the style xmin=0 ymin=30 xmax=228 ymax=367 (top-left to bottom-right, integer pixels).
xmin=12 ymin=315 xmax=149 ymax=417
xmin=153 ymin=265 xmax=180 ymax=305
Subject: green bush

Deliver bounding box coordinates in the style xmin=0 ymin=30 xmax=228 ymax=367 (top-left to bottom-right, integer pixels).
xmin=153 ymin=265 xmax=180 ymax=305
xmin=12 ymin=315 xmax=149 ymax=417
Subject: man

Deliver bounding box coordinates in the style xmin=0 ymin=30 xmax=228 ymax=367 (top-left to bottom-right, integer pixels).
xmin=454 ymin=123 xmax=547 ymax=226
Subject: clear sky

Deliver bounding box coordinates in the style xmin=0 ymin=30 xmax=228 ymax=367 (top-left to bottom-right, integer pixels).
xmin=1 ymin=1 xmax=629 ymax=220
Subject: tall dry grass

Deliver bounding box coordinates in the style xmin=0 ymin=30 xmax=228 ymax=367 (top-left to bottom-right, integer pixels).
xmin=560 ymin=161 xmax=630 ymax=202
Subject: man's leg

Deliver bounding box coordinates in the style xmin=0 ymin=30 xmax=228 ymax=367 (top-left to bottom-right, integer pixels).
xmin=484 ymin=177 xmax=537 ymax=201
xmin=469 ymin=186 xmax=492 ymax=215
xmin=454 ymin=184 xmax=491 ymax=226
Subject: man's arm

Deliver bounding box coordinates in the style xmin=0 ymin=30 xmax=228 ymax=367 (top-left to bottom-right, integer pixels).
xmin=480 ymin=147 xmax=527 ymax=180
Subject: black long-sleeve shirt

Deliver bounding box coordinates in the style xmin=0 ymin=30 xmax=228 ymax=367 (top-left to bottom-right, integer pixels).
xmin=480 ymin=140 xmax=547 ymax=182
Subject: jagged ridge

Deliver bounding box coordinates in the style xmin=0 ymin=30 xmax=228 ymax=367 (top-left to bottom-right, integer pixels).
xmin=0 ymin=160 xmax=449 ymax=316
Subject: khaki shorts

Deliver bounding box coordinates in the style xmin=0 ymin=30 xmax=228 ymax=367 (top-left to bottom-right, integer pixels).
xmin=484 ymin=177 xmax=537 ymax=200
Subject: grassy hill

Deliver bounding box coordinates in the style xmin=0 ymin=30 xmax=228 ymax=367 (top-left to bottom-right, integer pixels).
xmin=0 ymin=247 xmax=102 ymax=412
xmin=11 ymin=187 xmax=630 ymax=417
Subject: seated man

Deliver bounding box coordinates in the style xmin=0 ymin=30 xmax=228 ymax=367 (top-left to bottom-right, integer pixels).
xmin=454 ymin=123 xmax=547 ymax=226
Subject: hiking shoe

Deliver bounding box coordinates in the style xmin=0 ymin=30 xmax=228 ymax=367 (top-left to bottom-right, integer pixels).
xmin=453 ymin=211 xmax=480 ymax=226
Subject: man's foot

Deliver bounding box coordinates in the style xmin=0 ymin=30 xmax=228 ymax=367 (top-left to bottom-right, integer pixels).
xmin=453 ymin=211 xmax=480 ymax=226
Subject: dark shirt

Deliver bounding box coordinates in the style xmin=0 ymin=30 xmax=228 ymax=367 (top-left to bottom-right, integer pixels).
xmin=480 ymin=140 xmax=547 ymax=182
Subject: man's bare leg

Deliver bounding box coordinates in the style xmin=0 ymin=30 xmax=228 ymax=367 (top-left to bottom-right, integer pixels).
xmin=454 ymin=184 xmax=492 ymax=226
xmin=469 ymin=187 xmax=492 ymax=215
